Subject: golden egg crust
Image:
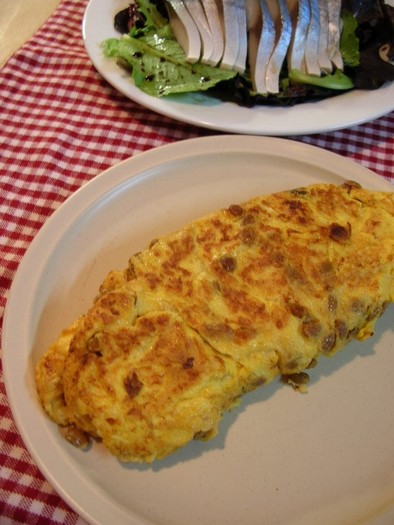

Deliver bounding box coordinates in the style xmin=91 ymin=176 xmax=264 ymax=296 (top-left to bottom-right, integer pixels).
xmin=35 ymin=182 xmax=394 ymax=462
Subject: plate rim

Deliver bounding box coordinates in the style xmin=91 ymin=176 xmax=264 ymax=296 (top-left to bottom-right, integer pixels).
xmin=2 ymin=135 xmax=394 ymax=525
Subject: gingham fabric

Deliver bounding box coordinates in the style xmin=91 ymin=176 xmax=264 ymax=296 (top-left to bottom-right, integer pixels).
xmin=0 ymin=1 xmax=393 ymax=523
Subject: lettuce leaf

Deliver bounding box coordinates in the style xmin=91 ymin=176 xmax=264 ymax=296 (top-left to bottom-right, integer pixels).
xmin=341 ymin=10 xmax=360 ymax=67
xmin=136 ymin=0 xmax=167 ymax=29
xmin=102 ymin=33 xmax=236 ymax=97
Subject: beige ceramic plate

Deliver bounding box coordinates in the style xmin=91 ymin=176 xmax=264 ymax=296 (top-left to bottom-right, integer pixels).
xmin=3 ymin=136 xmax=394 ymax=525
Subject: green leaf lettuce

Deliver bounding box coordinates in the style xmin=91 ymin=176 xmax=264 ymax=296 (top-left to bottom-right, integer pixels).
xmin=102 ymin=33 xmax=236 ymax=97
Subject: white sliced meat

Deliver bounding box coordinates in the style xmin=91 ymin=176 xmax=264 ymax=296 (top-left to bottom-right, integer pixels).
xmin=184 ymin=0 xmax=215 ymax=65
xmin=266 ymin=0 xmax=292 ymax=93
xmin=327 ymin=0 xmax=343 ymax=70
xmin=216 ymin=0 xmax=240 ymax=70
xmin=200 ymin=0 xmax=225 ymax=65
xmin=246 ymin=0 xmax=263 ymax=76
xmin=166 ymin=0 xmax=202 ymax=63
xmin=288 ymin=0 xmax=310 ymax=73
xmin=317 ymin=0 xmax=333 ymax=72
xmin=233 ymin=0 xmax=248 ymax=73
xmin=304 ymin=0 xmax=321 ymax=75
xmin=247 ymin=0 xmax=276 ymax=94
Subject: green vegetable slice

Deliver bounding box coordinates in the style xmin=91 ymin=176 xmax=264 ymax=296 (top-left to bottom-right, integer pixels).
xmin=288 ymin=68 xmax=354 ymax=90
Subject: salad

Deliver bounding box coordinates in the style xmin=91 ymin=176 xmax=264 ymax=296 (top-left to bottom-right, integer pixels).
xmin=102 ymin=0 xmax=394 ymax=107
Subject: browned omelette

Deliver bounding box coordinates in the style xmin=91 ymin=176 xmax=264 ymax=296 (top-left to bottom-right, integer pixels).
xmin=35 ymin=182 xmax=394 ymax=463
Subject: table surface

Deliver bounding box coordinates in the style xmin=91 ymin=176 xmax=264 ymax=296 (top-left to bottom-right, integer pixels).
xmin=0 ymin=1 xmax=393 ymax=524
xmin=0 ymin=0 xmax=61 ymax=68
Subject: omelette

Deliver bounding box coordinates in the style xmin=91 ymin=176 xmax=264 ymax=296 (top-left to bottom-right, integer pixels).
xmin=35 ymin=181 xmax=394 ymax=463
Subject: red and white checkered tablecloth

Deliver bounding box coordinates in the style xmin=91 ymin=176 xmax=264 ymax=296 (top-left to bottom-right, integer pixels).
xmin=0 ymin=0 xmax=393 ymax=523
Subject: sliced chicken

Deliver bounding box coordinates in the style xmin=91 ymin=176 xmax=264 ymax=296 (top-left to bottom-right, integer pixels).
xmin=304 ymin=0 xmax=321 ymax=75
xmin=166 ymin=0 xmax=346 ymax=95
xmin=265 ymin=0 xmax=292 ymax=93
xmin=327 ymin=0 xmax=343 ymax=70
xmin=200 ymin=0 xmax=225 ymax=65
xmin=288 ymin=0 xmax=311 ymax=72
xmin=166 ymin=0 xmax=202 ymax=63
xmin=233 ymin=0 xmax=248 ymax=72
xmin=215 ymin=0 xmax=240 ymax=69
xmin=184 ymin=0 xmax=215 ymax=64
xmin=317 ymin=0 xmax=333 ymax=72
xmin=247 ymin=0 xmax=276 ymax=94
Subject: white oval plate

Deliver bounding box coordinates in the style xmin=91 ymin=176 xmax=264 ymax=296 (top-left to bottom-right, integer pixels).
xmin=3 ymin=136 xmax=394 ymax=525
xmin=82 ymin=0 xmax=394 ymax=136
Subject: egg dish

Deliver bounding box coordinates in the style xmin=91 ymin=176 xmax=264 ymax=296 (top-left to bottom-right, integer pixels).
xmin=35 ymin=181 xmax=394 ymax=463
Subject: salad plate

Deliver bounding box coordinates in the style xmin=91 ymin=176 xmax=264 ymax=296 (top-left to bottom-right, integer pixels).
xmin=83 ymin=0 xmax=394 ymax=136
xmin=3 ymin=135 xmax=394 ymax=525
